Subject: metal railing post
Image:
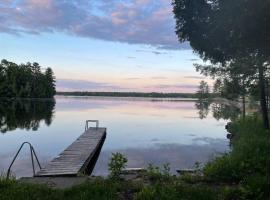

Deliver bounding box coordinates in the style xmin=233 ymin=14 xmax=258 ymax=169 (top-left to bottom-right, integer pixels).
xmin=85 ymin=120 xmax=99 ymax=131
xmin=6 ymin=142 xmax=42 ymax=179
xmin=32 ymin=146 xmax=42 ymax=170
xmin=30 ymin=145 xmax=36 ymax=176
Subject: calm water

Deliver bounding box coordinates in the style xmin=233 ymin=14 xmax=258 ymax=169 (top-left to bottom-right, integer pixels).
xmin=0 ymin=96 xmax=239 ymax=178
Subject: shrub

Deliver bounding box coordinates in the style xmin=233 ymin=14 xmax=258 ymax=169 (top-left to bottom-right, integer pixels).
xmin=145 ymin=163 xmax=172 ymax=183
xmin=108 ymin=152 xmax=128 ymax=180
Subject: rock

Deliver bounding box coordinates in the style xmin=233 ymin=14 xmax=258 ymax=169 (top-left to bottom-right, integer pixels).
xmin=176 ymin=169 xmax=196 ymax=176
xmin=19 ymin=177 xmax=89 ymax=189
xmin=225 ymin=122 xmax=234 ymax=134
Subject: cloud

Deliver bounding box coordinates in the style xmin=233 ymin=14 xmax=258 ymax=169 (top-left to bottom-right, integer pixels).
xmin=56 ymin=79 xmax=126 ymax=91
xmin=124 ymin=76 xmax=167 ymax=81
xmin=124 ymin=77 xmax=142 ymax=80
xmin=56 ymin=79 xmax=198 ymax=93
xmin=150 ymin=76 xmax=167 ymax=80
xmin=0 ymin=0 xmax=190 ymax=49
xmin=184 ymin=76 xmax=206 ymax=80
xmin=187 ymin=58 xmax=200 ymax=62
xmin=93 ymin=140 xmax=228 ymax=176
xmin=156 ymin=84 xmax=198 ymax=90
xmin=136 ymin=49 xmax=169 ymax=55
xmin=143 ymin=84 xmax=198 ymax=93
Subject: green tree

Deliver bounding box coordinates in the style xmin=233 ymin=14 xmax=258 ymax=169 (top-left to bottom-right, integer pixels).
xmin=173 ymin=0 xmax=270 ymax=128
xmin=0 ymin=59 xmax=56 ymax=98
xmin=44 ymin=67 xmax=56 ymax=98
xmin=108 ymin=152 xmax=127 ymax=180
xmin=196 ymin=81 xmax=209 ymax=99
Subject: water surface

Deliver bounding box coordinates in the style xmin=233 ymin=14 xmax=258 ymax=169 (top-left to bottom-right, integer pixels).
xmin=0 ymin=96 xmax=237 ymax=177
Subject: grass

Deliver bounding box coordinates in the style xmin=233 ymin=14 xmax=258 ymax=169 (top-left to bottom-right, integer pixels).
xmin=0 ymin=178 xmax=121 ymax=200
xmin=1 ymin=116 xmax=270 ymax=199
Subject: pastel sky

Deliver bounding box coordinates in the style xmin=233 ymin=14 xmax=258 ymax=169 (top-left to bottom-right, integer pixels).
xmin=0 ymin=0 xmax=210 ymax=93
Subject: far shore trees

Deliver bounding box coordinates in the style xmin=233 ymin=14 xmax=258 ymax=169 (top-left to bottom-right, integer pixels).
xmin=0 ymin=59 xmax=56 ymax=98
xmin=173 ymin=0 xmax=270 ymax=128
xmin=196 ymin=80 xmax=209 ymax=100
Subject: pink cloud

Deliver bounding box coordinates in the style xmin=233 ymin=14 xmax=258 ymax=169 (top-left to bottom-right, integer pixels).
xmin=23 ymin=0 xmax=52 ymax=8
xmin=0 ymin=0 xmax=189 ymax=49
xmin=56 ymin=79 xmax=198 ymax=93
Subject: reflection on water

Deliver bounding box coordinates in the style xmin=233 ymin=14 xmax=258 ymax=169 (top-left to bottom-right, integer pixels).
xmin=0 ymin=97 xmax=235 ymax=177
xmin=93 ymin=138 xmax=227 ymax=176
xmin=0 ymin=99 xmax=55 ymax=133
xmin=195 ymin=99 xmax=241 ymax=121
xmin=211 ymin=102 xmax=241 ymax=121
xmin=195 ymin=100 xmax=211 ymax=119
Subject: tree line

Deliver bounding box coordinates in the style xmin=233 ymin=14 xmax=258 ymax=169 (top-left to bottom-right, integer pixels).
xmin=57 ymin=91 xmax=199 ymax=98
xmin=0 ymin=59 xmax=56 ymax=98
xmin=173 ymin=0 xmax=270 ymax=128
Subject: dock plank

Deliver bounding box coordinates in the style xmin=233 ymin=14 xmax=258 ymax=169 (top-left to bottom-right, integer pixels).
xmin=35 ymin=127 xmax=106 ymax=177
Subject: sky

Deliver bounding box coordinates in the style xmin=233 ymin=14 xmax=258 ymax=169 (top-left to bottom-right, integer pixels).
xmin=0 ymin=0 xmax=210 ymax=93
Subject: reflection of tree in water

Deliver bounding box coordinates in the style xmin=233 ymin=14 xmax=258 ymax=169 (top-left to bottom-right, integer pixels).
xmin=211 ymin=102 xmax=241 ymax=121
xmin=0 ymin=99 xmax=55 ymax=133
xmin=195 ymin=99 xmax=241 ymax=121
xmin=195 ymin=100 xmax=211 ymax=119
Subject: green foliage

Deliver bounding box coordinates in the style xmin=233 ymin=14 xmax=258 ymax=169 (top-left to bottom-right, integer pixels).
xmin=0 ymin=178 xmax=120 ymax=200
xmin=218 ymin=186 xmax=244 ymax=200
xmin=145 ymin=163 xmax=172 ymax=183
xmin=108 ymin=152 xmax=128 ymax=180
xmin=135 ymin=183 xmax=217 ymax=200
xmin=241 ymin=175 xmax=270 ymax=200
xmin=64 ymin=178 xmax=120 ymax=200
xmin=0 ymin=59 xmax=56 ymax=98
xmin=196 ymin=81 xmax=210 ymax=99
xmin=0 ymin=180 xmax=63 ymax=200
xmin=173 ymin=0 xmax=270 ymax=128
xmin=204 ymin=117 xmax=270 ymax=199
xmin=173 ymin=0 xmax=270 ymax=62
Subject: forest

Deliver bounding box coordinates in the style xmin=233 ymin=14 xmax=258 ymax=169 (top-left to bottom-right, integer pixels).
xmin=0 ymin=59 xmax=56 ymax=98
xmin=57 ymin=91 xmax=199 ymax=98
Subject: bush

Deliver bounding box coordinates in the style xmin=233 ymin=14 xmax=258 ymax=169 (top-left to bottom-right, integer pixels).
xmin=145 ymin=163 xmax=172 ymax=183
xmin=203 ymin=116 xmax=270 ymax=200
xmin=135 ymin=183 xmax=217 ymax=200
xmin=108 ymin=152 xmax=128 ymax=180
xmin=241 ymin=175 xmax=270 ymax=200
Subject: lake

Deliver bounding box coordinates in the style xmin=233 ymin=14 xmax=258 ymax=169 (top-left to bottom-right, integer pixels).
xmin=0 ymin=96 xmax=239 ymax=178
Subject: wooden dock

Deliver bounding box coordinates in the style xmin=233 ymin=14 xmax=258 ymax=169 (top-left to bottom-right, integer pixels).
xmin=35 ymin=123 xmax=106 ymax=177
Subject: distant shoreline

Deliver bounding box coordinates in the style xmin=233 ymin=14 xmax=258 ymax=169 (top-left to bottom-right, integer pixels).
xmin=56 ymin=91 xmax=198 ymax=99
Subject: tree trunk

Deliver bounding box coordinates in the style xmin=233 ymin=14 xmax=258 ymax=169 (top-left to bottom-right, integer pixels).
xmin=258 ymin=64 xmax=269 ymax=129
xmin=242 ymin=95 xmax=246 ymax=120
xmin=266 ymin=80 xmax=269 ymax=109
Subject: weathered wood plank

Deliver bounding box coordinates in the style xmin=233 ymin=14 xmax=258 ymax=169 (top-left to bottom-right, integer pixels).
xmin=35 ymin=127 xmax=106 ymax=177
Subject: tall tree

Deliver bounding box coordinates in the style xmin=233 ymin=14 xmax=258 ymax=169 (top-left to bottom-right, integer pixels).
xmin=173 ymin=0 xmax=270 ymax=128
xmin=44 ymin=67 xmax=56 ymax=98
xmin=196 ymin=81 xmax=210 ymax=99
xmin=0 ymin=59 xmax=56 ymax=98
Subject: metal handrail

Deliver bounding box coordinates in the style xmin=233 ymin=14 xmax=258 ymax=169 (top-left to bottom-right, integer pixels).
xmin=85 ymin=120 xmax=99 ymax=131
xmin=6 ymin=142 xmax=42 ymax=179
